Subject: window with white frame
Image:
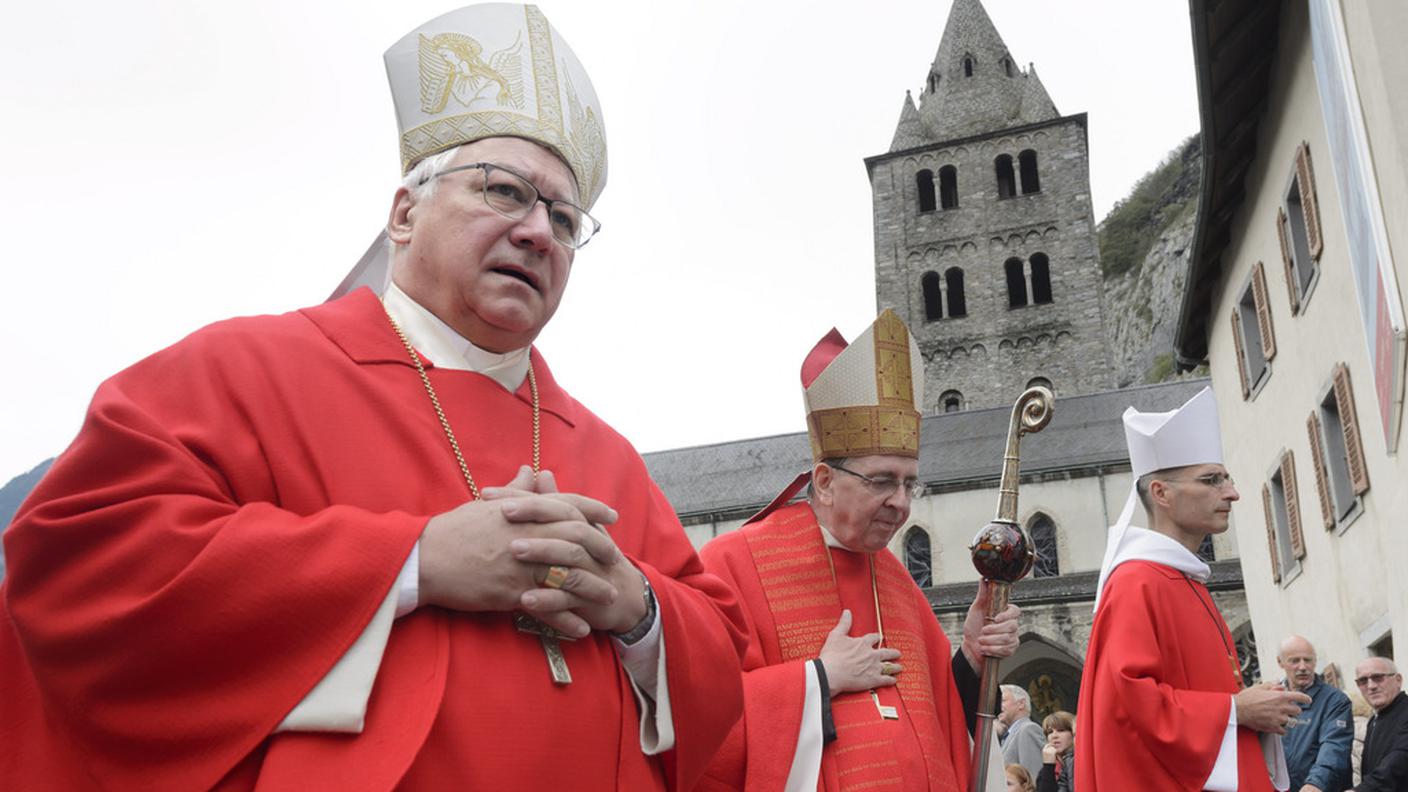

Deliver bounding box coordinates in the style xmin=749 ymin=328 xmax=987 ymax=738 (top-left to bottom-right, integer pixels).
xmin=1306 ymin=363 xmax=1369 ymax=529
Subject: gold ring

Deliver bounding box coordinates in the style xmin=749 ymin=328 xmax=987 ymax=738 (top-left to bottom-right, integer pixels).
xmin=880 ymin=661 xmax=901 ymax=676
xmin=542 ymin=565 xmax=570 ymax=590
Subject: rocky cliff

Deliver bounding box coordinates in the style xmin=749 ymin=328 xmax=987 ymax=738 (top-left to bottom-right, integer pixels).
xmin=1099 ymin=135 xmax=1205 ymax=387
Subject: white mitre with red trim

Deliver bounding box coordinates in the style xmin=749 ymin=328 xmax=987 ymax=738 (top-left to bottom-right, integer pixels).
xmin=384 ymin=3 xmax=608 ymax=208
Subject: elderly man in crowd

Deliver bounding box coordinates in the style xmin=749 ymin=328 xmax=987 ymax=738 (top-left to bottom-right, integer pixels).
xmin=697 ymin=311 xmax=1021 ymax=791
xmin=1277 ymin=635 xmax=1352 ymax=792
xmin=1076 ymin=387 xmax=1309 ymax=791
xmin=999 ymin=683 xmax=1046 ymax=779
xmin=0 ymin=5 xmax=746 ymax=790
xmin=1354 ymin=657 xmax=1407 ymax=791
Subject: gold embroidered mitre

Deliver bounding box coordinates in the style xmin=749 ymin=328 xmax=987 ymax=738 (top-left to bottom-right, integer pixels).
xmin=801 ymin=310 xmax=923 ymax=462
xmin=384 ymin=3 xmax=608 ymax=208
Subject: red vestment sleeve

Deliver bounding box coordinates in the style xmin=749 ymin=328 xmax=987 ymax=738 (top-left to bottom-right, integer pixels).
xmin=630 ymin=481 xmax=750 ymax=792
xmin=696 ymin=531 xmax=808 ymax=792
xmin=2 ymin=325 xmax=427 ymax=790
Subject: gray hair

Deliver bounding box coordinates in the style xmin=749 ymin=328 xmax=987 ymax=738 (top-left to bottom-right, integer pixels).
xmin=389 ymin=147 xmax=463 ymax=259
xmin=1001 ymin=684 xmax=1030 ymax=712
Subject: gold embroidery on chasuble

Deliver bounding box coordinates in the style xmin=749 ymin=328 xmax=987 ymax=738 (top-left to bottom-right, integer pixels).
xmin=743 ymin=505 xmax=956 ymax=791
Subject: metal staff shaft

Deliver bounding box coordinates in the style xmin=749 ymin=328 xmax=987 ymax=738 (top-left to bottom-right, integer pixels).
xmin=966 ymin=386 xmax=1053 ymax=792
xmin=968 ymin=581 xmax=1012 ymax=792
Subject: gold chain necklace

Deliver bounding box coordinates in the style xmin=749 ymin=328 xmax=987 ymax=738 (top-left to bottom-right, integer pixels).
xmin=384 ymin=309 xmax=540 ymax=498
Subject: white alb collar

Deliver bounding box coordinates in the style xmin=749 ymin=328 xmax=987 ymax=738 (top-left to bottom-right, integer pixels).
xmin=382 ymin=281 xmax=531 ymax=392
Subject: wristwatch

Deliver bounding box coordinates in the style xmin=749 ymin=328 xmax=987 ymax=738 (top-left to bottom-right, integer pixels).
xmin=612 ymin=572 xmax=656 ymax=645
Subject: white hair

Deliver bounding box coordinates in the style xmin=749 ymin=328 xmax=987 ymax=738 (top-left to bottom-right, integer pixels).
xmin=1001 ymin=684 xmax=1031 ymax=711
xmin=388 ymin=147 xmax=463 ymax=261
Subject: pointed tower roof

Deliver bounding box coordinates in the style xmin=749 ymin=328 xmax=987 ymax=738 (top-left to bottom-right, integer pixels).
xmin=890 ymin=91 xmax=927 ymax=151
xmin=891 ymin=0 xmax=1060 ymax=150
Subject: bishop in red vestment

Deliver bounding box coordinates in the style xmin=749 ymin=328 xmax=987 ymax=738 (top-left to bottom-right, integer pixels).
xmin=1076 ymin=388 xmax=1305 ymax=792
xmin=1 ymin=6 xmax=746 ymax=789
xmin=697 ymin=312 xmax=1020 ymax=792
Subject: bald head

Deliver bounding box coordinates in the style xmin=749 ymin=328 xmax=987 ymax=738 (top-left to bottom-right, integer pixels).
xmin=1276 ymin=635 xmax=1318 ymax=691
xmin=1278 ymin=631 xmax=1317 ymax=687
xmin=1354 ymin=657 xmax=1402 ymax=711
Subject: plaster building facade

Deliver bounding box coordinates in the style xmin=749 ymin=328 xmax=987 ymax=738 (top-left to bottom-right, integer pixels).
xmin=1178 ymin=0 xmax=1406 ymax=679
xmin=865 ymin=0 xmax=1113 ymax=414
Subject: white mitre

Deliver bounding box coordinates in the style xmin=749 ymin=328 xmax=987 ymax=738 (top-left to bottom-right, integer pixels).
xmin=383 ymin=3 xmax=608 ymax=208
xmin=1093 ymin=386 xmax=1225 ymax=609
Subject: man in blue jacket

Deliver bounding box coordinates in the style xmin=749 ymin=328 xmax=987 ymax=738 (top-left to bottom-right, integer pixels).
xmin=1279 ymin=635 xmax=1353 ymax=792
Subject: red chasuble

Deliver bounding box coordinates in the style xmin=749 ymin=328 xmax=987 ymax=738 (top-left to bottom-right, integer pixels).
xmin=1075 ymin=560 xmax=1271 ymax=792
xmin=0 ymin=288 xmax=746 ymax=791
xmin=696 ymin=502 xmax=972 ymax=792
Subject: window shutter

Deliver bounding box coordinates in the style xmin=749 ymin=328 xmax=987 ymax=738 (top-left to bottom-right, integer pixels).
xmin=1277 ymin=209 xmax=1301 ymax=315
xmin=1231 ymin=311 xmax=1250 ymax=399
xmin=1252 ymin=261 xmax=1276 ymax=361
xmin=1281 ymin=452 xmax=1305 ymax=560
xmin=1262 ymin=483 xmax=1281 ymax=584
xmin=1297 ymin=143 xmax=1324 ymax=260
xmin=1333 ymin=363 xmax=1370 ymax=495
xmin=1306 ymin=410 xmax=1335 ymax=529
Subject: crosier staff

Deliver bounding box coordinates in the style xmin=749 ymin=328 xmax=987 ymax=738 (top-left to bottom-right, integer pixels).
xmin=967 ymin=386 xmax=1054 ymax=792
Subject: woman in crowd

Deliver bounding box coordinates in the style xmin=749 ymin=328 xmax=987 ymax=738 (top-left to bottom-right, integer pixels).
xmin=1036 ymin=710 xmax=1075 ymax=792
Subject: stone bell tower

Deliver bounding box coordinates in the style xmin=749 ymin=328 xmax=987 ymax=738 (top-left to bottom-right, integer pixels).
xmin=864 ymin=0 xmax=1112 ymax=413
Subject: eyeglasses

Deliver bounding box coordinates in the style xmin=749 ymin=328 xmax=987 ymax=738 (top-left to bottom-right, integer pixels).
xmin=428 ymin=162 xmax=601 ymax=249
xmin=1161 ymin=472 xmax=1236 ymax=489
xmin=829 ymin=463 xmax=924 ymax=500
xmin=1355 ymin=672 xmax=1399 ymax=687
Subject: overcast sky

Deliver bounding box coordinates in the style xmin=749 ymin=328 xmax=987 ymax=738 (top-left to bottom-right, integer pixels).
xmin=0 ymin=0 xmax=1199 ymax=484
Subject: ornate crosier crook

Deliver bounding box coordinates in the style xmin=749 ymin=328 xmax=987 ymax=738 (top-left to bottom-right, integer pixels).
xmin=967 ymin=386 xmax=1054 ymax=792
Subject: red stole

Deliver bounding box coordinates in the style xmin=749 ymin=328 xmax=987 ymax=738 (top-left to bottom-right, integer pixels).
xmin=743 ymin=503 xmax=960 ymax=791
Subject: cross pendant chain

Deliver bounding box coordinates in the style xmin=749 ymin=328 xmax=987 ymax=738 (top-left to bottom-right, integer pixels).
xmin=515 ymin=613 xmax=575 ymax=685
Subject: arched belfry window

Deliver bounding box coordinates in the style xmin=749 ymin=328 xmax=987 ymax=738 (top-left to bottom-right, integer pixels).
xmin=917 ymin=170 xmax=937 ymax=213
xmin=1002 ymin=58 xmax=1015 ymax=78
xmin=1030 ymin=253 xmax=1053 ymax=304
xmin=940 ymin=390 xmax=963 ymax=413
xmin=928 ymin=72 xmax=940 ymax=93
xmin=944 ymin=267 xmax=966 ymax=317
xmin=939 ymin=165 xmax=959 ymax=210
xmin=995 ymin=155 xmax=1016 ymax=199
xmin=904 ymin=526 xmax=932 ymax=588
xmin=922 ymin=271 xmax=943 ymax=322
xmin=1029 ymin=513 xmax=1059 ymax=578
xmin=963 ymin=56 xmax=974 ymax=77
xmin=1005 ymin=257 xmax=1028 ymax=308
xmin=1019 ymin=149 xmax=1040 ymax=194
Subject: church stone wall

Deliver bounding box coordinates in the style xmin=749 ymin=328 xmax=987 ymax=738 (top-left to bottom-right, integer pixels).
xmin=870 ymin=116 xmax=1113 ymax=411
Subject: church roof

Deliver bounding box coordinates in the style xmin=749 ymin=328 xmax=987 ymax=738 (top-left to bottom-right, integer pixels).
xmin=643 ymin=378 xmax=1212 ymax=520
xmin=893 ymin=0 xmax=1060 ymax=150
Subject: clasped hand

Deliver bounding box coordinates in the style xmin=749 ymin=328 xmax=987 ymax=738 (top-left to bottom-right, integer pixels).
xmin=419 ymin=466 xmax=647 ymax=638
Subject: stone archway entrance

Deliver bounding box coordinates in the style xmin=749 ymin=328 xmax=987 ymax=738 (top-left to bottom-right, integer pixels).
xmin=1000 ymin=632 xmax=1084 ymax=722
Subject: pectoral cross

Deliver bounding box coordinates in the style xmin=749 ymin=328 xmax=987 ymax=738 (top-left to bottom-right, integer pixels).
xmin=515 ymin=613 xmax=575 ymax=685
xmin=871 ymin=690 xmax=899 ymax=720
